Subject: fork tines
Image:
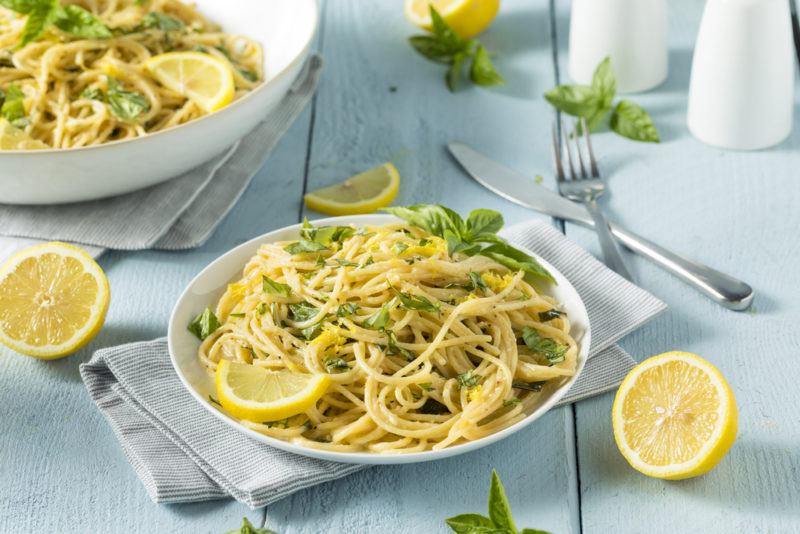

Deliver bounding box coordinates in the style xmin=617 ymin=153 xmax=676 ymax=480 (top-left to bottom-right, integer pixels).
xmin=551 ymin=117 xmax=600 ymax=181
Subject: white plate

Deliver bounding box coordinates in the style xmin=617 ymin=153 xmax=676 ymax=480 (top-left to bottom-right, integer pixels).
xmin=168 ymin=215 xmax=590 ymax=465
xmin=0 ymin=0 xmax=318 ymax=204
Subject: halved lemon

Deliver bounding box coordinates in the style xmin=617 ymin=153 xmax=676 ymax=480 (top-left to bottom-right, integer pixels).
xmin=144 ymin=52 xmax=235 ymax=113
xmin=304 ymin=162 xmax=400 ymax=216
xmin=612 ymin=351 xmax=737 ymax=480
xmin=216 ymin=360 xmax=330 ymax=422
xmin=404 ymin=0 xmax=500 ymax=39
xmin=0 ymin=119 xmax=48 ymax=150
xmin=0 ymin=242 xmax=110 ymax=359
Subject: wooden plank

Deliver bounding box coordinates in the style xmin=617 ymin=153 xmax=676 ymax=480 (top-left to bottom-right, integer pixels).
xmin=0 ymin=104 xmax=313 ymax=534
xmin=265 ymin=1 xmax=580 ymax=533
xmin=551 ymin=0 xmax=800 ymax=531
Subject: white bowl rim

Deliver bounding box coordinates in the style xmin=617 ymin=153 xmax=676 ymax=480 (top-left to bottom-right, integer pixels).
xmin=0 ymin=0 xmax=319 ymax=156
xmin=167 ymin=214 xmax=591 ymax=465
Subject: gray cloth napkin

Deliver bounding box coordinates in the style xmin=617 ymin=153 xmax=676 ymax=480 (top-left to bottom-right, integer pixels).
xmin=0 ymin=55 xmax=322 ymax=251
xmin=79 ymin=221 xmax=666 ymax=508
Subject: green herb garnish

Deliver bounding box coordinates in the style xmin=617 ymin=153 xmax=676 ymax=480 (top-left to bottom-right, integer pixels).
xmin=284 ymin=239 xmax=327 ymax=255
xmin=408 ymin=6 xmax=503 ymax=92
xmin=301 ymin=322 xmax=323 ymax=340
xmin=324 ymin=356 xmax=350 ymax=374
xmin=419 ymin=398 xmax=449 ymax=415
xmin=336 ymin=302 xmax=360 ymax=318
xmin=261 ymin=275 xmax=292 ymax=298
xmin=224 ymin=517 xmax=277 ymax=534
xmin=140 ymin=11 xmax=184 ymax=31
xmin=383 ymin=205 xmax=554 ymax=284
xmin=0 ymin=0 xmax=112 ymax=47
xmin=334 ymin=258 xmax=359 ymax=267
xmin=469 ymin=271 xmax=488 ymax=293
xmin=360 ymin=256 xmax=374 ymax=268
xmin=299 ymin=217 xmax=355 ymax=246
xmin=395 ymin=291 xmax=440 ymax=313
xmin=456 ymin=370 xmax=481 ymax=388
xmin=255 ymin=302 xmax=267 ymax=316
xmin=394 ymin=242 xmax=409 ymax=254
xmin=446 ymin=470 xmax=551 ymax=534
xmin=0 ymin=85 xmax=28 ymax=127
xmin=544 ymin=56 xmax=659 ymax=143
xmin=107 ymin=77 xmax=149 ymax=122
xmin=78 ymin=87 xmax=104 ymax=101
xmin=362 ymin=303 xmax=391 ymax=330
xmin=512 ymin=381 xmax=546 ymax=392
xmin=386 ymin=330 xmax=416 ymax=361
xmin=419 ymin=382 xmax=433 ymax=391
xmin=289 ymin=302 xmax=318 ymax=322
xmin=187 ymin=307 xmax=220 ymax=340
xmin=538 ymin=309 xmax=564 ymax=322
xmin=522 ymin=326 xmax=567 ymax=364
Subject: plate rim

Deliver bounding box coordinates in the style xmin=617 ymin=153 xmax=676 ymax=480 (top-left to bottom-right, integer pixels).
xmin=167 ymin=214 xmax=591 ymax=465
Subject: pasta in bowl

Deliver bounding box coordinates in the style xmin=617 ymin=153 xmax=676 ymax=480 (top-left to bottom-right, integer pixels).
xmin=0 ymin=0 xmax=318 ymax=203
xmin=168 ymin=209 xmax=590 ymax=464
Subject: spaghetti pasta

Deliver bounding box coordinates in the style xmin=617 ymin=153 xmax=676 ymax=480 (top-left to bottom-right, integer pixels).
xmin=198 ymin=221 xmax=579 ymax=453
xmin=0 ymin=0 xmax=262 ymax=148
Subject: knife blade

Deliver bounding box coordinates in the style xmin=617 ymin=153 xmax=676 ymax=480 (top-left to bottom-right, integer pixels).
xmin=446 ymin=141 xmax=755 ymax=311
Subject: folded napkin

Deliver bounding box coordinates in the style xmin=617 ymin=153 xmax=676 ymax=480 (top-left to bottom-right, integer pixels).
xmin=0 ymin=55 xmax=322 ymax=259
xmin=80 ymin=221 xmax=666 ymax=508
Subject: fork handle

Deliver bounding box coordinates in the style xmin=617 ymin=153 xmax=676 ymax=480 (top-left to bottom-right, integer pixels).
xmin=585 ymin=199 xmax=634 ymax=281
xmin=607 ymin=223 xmax=754 ymax=310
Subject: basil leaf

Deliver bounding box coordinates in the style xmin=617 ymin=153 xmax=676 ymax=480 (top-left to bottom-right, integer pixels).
xmin=512 ymin=381 xmax=545 ymax=392
xmin=394 ymin=242 xmax=409 ymax=255
xmin=469 ymin=271 xmax=488 ymax=293
xmin=419 ymin=382 xmax=433 ymax=391
xmin=522 ymin=326 xmax=567 ymax=364
xmin=289 ymin=302 xmax=318 ymax=322
xmin=324 ymin=356 xmax=349 ymax=374
xmin=187 ymin=307 xmax=220 ymax=340
xmin=238 ymin=68 xmax=258 ymax=82
xmin=543 ymin=84 xmax=598 ymax=118
xmin=386 ymin=330 xmax=416 ymax=361
xmin=362 ymin=303 xmax=391 ymax=330
xmin=255 ymin=302 xmax=267 ymax=316
xmin=299 ymin=219 xmax=354 ymax=246
xmin=79 ymin=87 xmax=104 ymax=101
xmin=140 ymin=11 xmax=184 ymax=31
xmin=383 ymin=204 xmax=465 ymax=240
xmin=19 ymin=0 xmax=58 ymax=47
xmin=610 ymin=99 xmax=659 ymax=143
xmin=396 ymin=291 xmax=439 ymax=313
xmin=336 ymin=302 xmax=359 ymax=318
xmin=503 ymin=398 xmax=521 ymax=407
xmin=53 ymin=5 xmax=111 ymax=39
xmin=360 ymin=256 xmax=374 ymax=268
xmin=538 ymin=309 xmax=564 ymax=322
xmin=334 ymin=258 xmax=358 ymax=267
xmin=262 ymin=275 xmax=291 ymax=298
xmin=466 ymin=209 xmax=503 ymax=238
xmin=429 ymin=4 xmax=466 ymax=52
xmin=224 ymin=517 xmax=277 ymax=534
xmin=409 ymin=35 xmax=458 ymax=64
xmin=456 ymin=370 xmax=481 ymax=388
xmin=301 ymin=322 xmax=323 ymax=340
xmin=488 ymin=470 xmax=517 ymax=533
xmin=470 ymin=44 xmax=504 ymax=86
xmin=107 ymin=77 xmax=149 ymax=121
xmin=284 ymin=239 xmax=327 ymax=255
xmin=480 ymin=242 xmax=556 ymax=285
xmin=419 ymin=398 xmax=449 ymax=414
xmin=1 ymin=85 xmax=27 ymax=126
xmin=446 ymin=51 xmax=466 ymax=92
xmin=591 ymin=56 xmax=616 ymax=110
xmin=0 ymin=0 xmax=38 ymax=14
xmin=445 ymin=513 xmax=495 ymax=533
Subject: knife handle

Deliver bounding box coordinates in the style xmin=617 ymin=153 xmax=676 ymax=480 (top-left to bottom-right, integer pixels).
xmin=608 ymin=223 xmax=754 ymax=310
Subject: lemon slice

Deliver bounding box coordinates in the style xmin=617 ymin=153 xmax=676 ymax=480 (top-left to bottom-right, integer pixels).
xmin=0 ymin=242 xmax=110 ymax=359
xmin=304 ymin=163 xmax=400 ymax=216
xmin=0 ymin=119 xmax=48 ymax=150
xmin=404 ymin=0 xmax=500 ymax=39
xmin=144 ymin=52 xmax=235 ymax=113
xmin=216 ymin=360 xmax=330 ymax=422
xmin=612 ymin=351 xmax=737 ymax=480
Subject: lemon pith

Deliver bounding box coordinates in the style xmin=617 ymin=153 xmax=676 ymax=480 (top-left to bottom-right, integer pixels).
xmin=144 ymin=51 xmax=235 ymax=112
xmin=215 ymin=360 xmax=330 ymax=422
xmin=612 ymin=351 xmax=737 ymax=480
xmin=304 ymin=162 xmax=400 ymax=216
xmin=404 ymin=0 xmax=500 ymax=39
xmin=0 ymin=242 xmax=110 ymax=359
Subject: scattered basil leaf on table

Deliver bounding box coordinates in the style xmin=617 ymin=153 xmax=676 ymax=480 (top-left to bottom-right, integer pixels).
xmin=383 ymin=205 xmax=555 ymax=285
xmin=544 ymin=56 xmax=659 ymax=143
xmin=408 ymin=5 xmax=503 ymax=92
xmin=522 ymin=326 xmax=567 ymax=364
xmin=262 ymin=275 xmax=292 ymax=298
xmin=107 ymin=77 xmax=150 ymax=121
xmin=187 ymin=307 xmax=220 ymax=340
xmin=224 ymin=517 xmax=277 ymax=534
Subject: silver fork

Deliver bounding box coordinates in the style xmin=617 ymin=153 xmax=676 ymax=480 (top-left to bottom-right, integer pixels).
xmin=552 ymin=118 xmax=633 ymax=281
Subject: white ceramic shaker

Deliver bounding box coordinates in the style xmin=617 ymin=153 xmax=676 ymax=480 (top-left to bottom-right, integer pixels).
xmin=687 ymin=0 xmax=795 ymax=150
xmin=568 ymin=0 xmax=668 ymax=93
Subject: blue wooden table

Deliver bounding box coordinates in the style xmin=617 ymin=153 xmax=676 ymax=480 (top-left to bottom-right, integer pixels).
xmin=2 ymin=0 xmax=799 ymax=532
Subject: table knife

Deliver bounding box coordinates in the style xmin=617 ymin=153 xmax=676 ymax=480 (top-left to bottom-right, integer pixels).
xmin=447 ymin=141 xmax=754 ymax=311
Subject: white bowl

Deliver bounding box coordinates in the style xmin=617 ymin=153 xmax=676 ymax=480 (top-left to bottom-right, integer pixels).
xmin=1 ymin=0 xmax=318 ymax=204
xmin=168 ymin=215 xmax=590 ymax=465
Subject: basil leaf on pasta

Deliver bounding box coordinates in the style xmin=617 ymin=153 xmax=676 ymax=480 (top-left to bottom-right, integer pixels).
xmin=262 ymin=275 xmax=292 ymax=298
xmin=53 ymin=5 xmax=111 ymax=39
xmin=106 ymin=77 xmax=150 ymax=122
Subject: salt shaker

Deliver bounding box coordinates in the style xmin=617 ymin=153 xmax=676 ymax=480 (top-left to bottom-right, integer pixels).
xmin=687 ymin=0 xmax=795 ymax=150
xmin=568 ymin=0 xmax=668 ymax=93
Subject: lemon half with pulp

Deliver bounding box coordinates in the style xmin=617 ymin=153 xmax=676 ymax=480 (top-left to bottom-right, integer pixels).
xmin=0 ymin=242 xmax=110 ymax=359
xmin=612 ymin=351 xmax=737 ymax=480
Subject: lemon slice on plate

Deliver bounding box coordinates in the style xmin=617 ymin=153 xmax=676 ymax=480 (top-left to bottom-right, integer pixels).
xmin=612 ymin=351 xmax=738 ymax=480
xmin=0 ymin=242 xmax=110 ymax=359
xmin=144 ymin=52 xmax=235 ymax=112
xmin=304 ymin=162 xmax=400 ymax=216
xmin=216 ymin=360 xmax=330 ymax=422
xmin=404 ymin=0 xmax=500 ymax=39
xmin=0 ymin=119 xmax=48 ymax=150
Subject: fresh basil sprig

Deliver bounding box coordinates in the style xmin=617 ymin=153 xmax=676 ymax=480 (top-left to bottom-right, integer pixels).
xmin=0 ymin=0 xmax=111 ymax=46
xmin=262 ymin=275 xmax=292 ymax=298
xmin=187 ymin=307 xmax=220 ymax=340
xmin=446 ymin=470 xmax=551 ymax=534
xmin=409 ymin=6 xmax=503 ymax=92
xmin=382 ymin=205 xmax=555 ymax=285
xmin=544 ymin=57 xmax=659 ymax=143
xmin=107 ymin=77 xmax=150 ymax=122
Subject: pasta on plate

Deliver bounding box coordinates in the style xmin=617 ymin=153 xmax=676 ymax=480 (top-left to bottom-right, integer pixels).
xmin=196 ymin=215 xmax=579 ymax=454
xmin=0 ymin=0 xmax=262 ymax=148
